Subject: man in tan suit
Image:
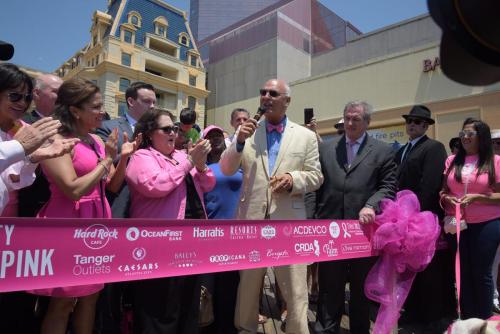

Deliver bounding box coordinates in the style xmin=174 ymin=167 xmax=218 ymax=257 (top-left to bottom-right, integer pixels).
xmin=220 ymin=79 xmax=323 ymax=333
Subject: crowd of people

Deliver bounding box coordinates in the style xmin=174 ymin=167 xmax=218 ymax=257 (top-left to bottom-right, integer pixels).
xmin=0 ymin=39 xmax=499 ymax=334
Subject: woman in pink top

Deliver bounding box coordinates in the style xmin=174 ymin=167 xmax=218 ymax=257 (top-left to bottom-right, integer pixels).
xmin=126 ymin=108 xmax=214 ymax=334
xmin=34 ymin=78 xmax=140 ymax=334
xmin=441 ymin=118 xmax=500 ymax=319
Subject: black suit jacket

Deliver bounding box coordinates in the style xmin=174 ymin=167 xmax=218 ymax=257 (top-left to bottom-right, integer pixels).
xmin=18 ymin=110 xmax=52 ymax=217
xmin=308 ymin=134 xmax=397 ymax=219
xmin=395 ymin=135 xmax=447 ymax=216
xmin=96 ymin=117 xmax=134 ymax=218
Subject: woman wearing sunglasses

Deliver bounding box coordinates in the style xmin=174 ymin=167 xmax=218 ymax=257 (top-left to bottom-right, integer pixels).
xmin=125 ymin=108 xmax=214 ymax=334
xmin=31 ymin=78 xmax=140 ymax=334
xmin=440 ymin=117 xmax=500 ymax=319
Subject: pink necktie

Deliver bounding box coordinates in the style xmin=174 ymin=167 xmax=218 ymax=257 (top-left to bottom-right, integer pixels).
xmin=266 ymin=123 xmax=284 ymax=133
xmin=347 ymin=140 xmax=356 ymax=167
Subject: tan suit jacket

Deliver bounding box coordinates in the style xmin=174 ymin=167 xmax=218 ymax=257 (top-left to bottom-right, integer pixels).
xmin=220 ymin=119 xmax=323 ymax=220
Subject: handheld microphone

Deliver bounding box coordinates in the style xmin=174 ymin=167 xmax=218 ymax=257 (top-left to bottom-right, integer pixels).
xmin=254 ymin=106 xmax=267 ymax=121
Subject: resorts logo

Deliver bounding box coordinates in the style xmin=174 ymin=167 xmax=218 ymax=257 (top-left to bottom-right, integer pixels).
xmin=230 ymin=225 xmax=258 ymax=240
xmin=125 ymin=227 xmax=182 ymax=242
xmin=73 ymin=224 xmax=118 ymax=250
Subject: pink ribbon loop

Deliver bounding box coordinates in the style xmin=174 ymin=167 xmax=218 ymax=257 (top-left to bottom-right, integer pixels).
xmin=364 ymin=190 xmax=441 ymax=334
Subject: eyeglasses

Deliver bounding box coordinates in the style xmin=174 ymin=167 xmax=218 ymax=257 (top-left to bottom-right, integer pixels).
xmin=405 ymin=118 xmax=425 ymax=125
xmin=157 ymin=125 xmax=179 ymax=134
xmin=259 ymin=89 xmax=284 ymax=98
xmin=459 ymin=130 xmax=477 ymax=138
xmin=8 ymin=92 xmax=33 ymax=103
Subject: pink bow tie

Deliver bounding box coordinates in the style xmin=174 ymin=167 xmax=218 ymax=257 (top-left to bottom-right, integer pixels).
xmin=267 ymin=123 xmax=284 ymax=133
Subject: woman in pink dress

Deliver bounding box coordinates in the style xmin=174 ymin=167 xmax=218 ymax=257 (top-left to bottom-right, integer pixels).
xmin=34 ymin=78 xmax=140 ymax=334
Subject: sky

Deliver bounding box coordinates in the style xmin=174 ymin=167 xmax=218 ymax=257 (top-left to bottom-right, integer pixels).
xmin=0 ymin=0 xmax=428 ymax=73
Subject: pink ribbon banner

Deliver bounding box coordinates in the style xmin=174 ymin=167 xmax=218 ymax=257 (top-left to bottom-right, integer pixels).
xmin=0 ymin=218 xmax=377 ymax=292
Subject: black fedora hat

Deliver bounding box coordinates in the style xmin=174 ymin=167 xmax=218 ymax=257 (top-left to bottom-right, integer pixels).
xmin=428 ymin=0 xmax=500 ymax=86
xmin=0 ymin=40 xmax=14 ymax=61
xmin=402 ymin=105 xmax=435 ymax=125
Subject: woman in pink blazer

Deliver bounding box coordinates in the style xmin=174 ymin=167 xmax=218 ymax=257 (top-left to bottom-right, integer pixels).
xmin=126 ymin=108 xmax=214 ymax=334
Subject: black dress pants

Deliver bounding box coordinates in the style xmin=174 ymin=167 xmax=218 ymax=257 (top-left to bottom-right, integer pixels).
xmin=133 ymin=275 xmax=201 ymax=334
xmin=314 ymin=257 xmax=376 ymax=334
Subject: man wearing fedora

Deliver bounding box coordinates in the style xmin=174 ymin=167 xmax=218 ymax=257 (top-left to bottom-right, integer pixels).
xmin=395 ymin=105 xmax=456 ymax=331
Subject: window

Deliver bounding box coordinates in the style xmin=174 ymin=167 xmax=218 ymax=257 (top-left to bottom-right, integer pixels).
xmin=118 ymin=101 xmax=128 ymax=117
xmin=128 ymin=11 xmax=142 ymax=27
xmin=124 ymin=30 xmax=133 ymax=44
xmin=189 ymin=75 xmax=196 ymax=86
xmin=93 ymin=34 xmax=98 ymax=47
xmin=119 ymin=78 xmax=130 ymax=92
xmin=121 ymin=52 xmax=131 ymax=66
xmin=91 ymin=58 xmax=95 ymax=67
xmin=190 ymin=55 xmax=197 ymax=67
xmin=95 ymin=54 xmax=99 ymax=64
xmin=87 ymin=60 xmax=90 ymax=67
xmin=178 ymin=33 xmax=190 ymax=46
xmin=188 ymin=96 xmax=196 ymax=110
xmin=158 ymin=26 xmax=165 ymax=37
xmin=154 ymin=16 xmax=168 ymax=38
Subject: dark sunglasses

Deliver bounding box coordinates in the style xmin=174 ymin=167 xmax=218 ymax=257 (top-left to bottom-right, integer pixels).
xmin=459 ymin=130 xmax=477 ymax=138
xmin=8 ymin=92 xmax=33 ymax=103
xmin=259 ymin=89 xmax=283 ymax=98
xmin=405 ymin=118 xmax=425 ymax=125
xmin=157 ymin=125 xmax=179 ymax=134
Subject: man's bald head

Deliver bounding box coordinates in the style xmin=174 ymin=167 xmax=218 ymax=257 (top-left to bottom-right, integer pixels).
xmin=33 ymin=74 xmax=63 ymax=116
xmin=260 ymin=78 xmax=291 ymax=124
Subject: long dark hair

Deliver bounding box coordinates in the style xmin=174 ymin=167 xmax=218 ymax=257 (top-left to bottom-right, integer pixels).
xmin=53 ymin=78 xmax=100 ymax=136
xmin=134 ymin=108 xmax=175 ymax=150
xmin=445 ymin=118 xmax=495 ymax=187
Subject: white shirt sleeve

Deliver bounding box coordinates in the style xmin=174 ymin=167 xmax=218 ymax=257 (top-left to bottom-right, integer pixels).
xmin=0 ymin=140 xmax=26 ymax=173
xmin=0 ymin=158 xmax=37 ymax=192
xmin=0 ymin=177 xmax=8 ymax=216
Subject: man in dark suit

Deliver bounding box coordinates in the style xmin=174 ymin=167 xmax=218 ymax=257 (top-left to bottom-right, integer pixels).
xmin=395 ymin=105 xmax=455 ymax=331
xmin=95 ymin=81 xmax=156 ymax=218
xmin=94 ymin=82 xmax=155 ymax=334
xmin=310 ymin=101 xmax=397 ymax=334
xmin=18 ymin=73 xmax=63 ymax=217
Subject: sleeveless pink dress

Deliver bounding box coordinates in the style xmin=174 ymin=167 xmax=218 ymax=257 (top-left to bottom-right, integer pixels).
xmin=33 ymin=134 xmax=110 ymax=297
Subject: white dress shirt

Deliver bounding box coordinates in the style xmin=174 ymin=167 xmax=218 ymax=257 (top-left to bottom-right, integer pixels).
xmin=0 ymin=129 xmax=37 ymax=215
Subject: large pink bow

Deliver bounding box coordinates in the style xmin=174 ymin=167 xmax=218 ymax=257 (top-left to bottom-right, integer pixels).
xmin=364 ymin=190 xmax=441 ymax=334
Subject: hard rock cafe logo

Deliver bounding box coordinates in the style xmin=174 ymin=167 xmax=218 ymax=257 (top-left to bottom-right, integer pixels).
xmin=73 ymin=224 xmax=118 ymax=250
